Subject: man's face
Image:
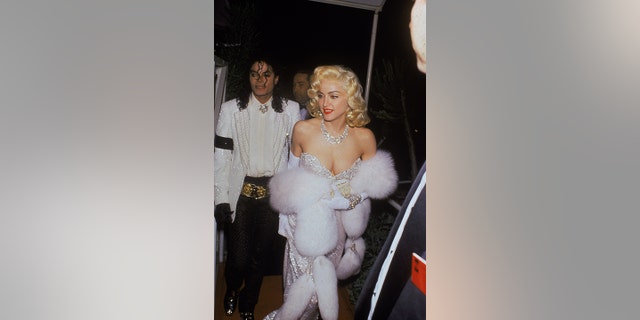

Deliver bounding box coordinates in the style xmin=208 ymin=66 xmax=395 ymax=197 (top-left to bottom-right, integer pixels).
xmin=410 ymin=0 xmax=427 ymax=73
xmin=292 ymin=72 xmax=311 ymax=104
xmin=249 ymin=61 xmax=279 ymax=102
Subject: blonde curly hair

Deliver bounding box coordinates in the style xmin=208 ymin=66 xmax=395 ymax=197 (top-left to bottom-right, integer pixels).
xmin=307 ymin=65 xmax=370 ymax=127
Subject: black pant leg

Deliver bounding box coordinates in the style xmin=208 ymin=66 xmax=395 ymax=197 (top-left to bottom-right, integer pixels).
xmin=239 ymin=196 xmax=279 ymax=311
xmin=224 ymin=195 xmax=254 ymax=292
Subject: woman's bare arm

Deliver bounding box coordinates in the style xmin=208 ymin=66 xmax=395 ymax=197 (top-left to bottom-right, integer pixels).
xmin=358 ymin=128 xmax=377 ymax=161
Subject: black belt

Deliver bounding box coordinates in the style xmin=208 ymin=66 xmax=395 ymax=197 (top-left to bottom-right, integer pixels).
xmin=240 ymin=176 xmax=271 ymax=199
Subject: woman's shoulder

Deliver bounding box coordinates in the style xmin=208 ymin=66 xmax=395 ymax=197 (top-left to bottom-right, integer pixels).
xmin=351 ymin=126 xmax=375 ymax=141
xmin=351 ymin=127 xmax=377 ymax=159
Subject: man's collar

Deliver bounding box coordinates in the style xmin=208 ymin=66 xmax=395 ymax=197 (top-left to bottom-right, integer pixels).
xmin=250 ymin=93 xmax=272 ymax=107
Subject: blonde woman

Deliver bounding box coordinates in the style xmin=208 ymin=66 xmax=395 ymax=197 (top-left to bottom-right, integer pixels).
xmin=264 ymin=65 xmax=398 ymax=320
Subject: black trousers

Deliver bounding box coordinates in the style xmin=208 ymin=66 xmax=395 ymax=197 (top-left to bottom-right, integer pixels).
xmin=224 ymin=176 xmax=280 ymax=312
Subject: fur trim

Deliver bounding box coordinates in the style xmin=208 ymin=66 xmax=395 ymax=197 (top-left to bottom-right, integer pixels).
xmin=278 ymin=274 xmax=315 ymax=320
xmin=341 ymin=199 xmax=371 ymax=239
xmin=294 ymin=202 xmax=339 ymax=256
xmin=269 ymin=167 xmax=331 ymax=214
xmin=314 ymin=256 xmax=338 ymax=320
xmin=350 ymin=150 xmax=398 ymax=199
xmin=336 ymin=237 xmax=366 ymax=280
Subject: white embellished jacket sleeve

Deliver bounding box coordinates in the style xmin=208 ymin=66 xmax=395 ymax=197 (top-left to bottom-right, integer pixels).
xmin=214 ymin=99 xmax=236 ymax=207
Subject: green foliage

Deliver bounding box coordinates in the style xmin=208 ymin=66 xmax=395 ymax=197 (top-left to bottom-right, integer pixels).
xmin=214 ymin=0 xmax=262 ymax=100
xmin=369 ymin=58 xmax=409 ymax=123
xmin=369 ymin=57 xmax=419 ymax=179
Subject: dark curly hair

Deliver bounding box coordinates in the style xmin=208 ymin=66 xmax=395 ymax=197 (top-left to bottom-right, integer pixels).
xmin=236 ymin=55 xmax=287 ymax=113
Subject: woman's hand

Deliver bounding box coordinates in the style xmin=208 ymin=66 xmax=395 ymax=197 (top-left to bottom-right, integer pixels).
xmin=323 ymin=184 xmax=368 ymax=210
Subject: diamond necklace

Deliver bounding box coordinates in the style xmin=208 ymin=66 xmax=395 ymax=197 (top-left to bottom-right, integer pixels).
xmin=321 ymin=119 xmax=349 ymax=144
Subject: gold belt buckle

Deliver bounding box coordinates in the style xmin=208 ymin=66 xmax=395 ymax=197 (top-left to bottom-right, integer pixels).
xmin=242 ymin=182 xmax=268 ymax=199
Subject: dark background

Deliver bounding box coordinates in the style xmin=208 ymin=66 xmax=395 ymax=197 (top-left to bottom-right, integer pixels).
xmin=215 ymin=0 xmax=426 ymax=181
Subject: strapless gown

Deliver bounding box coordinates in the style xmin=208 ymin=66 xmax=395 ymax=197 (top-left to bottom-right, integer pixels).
xmin=263 ymin=152 xmax=361 ymax=320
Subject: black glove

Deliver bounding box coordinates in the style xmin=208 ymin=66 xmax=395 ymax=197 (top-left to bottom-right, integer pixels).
xmin=214 ymin=203 xmax=233 ymax=229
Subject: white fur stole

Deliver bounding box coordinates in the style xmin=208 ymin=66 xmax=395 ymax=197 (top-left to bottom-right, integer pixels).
xmin=269 ymin=167 xmax=338 ymax=256
xmin=337 ymin=150 xmax=398 ymax=279
xmin=350 ymin=150 xmax=398 ymax=199
xmin=342 ymin=149 xmax=398 ymax=239
xmin=269 ymin=167 xmax=331 ymax=215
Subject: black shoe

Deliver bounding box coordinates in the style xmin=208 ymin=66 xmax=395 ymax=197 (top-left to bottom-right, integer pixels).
xmin=239 ymin=312 xmax=254 ymax=320
xmin=223 ymin=291 xmax=238 ymax=316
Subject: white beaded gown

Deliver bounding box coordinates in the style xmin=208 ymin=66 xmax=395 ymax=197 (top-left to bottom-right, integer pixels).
xmin=263 ymin=152 xmax=361 ymax=320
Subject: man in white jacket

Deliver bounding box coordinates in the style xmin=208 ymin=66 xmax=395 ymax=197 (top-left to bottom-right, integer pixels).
xmin=214 ymin=56 xmax=300 ymax=320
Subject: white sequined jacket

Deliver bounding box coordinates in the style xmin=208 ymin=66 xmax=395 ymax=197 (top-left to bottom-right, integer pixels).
xmin=214 ymin=97 xmax=300 ymax=220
